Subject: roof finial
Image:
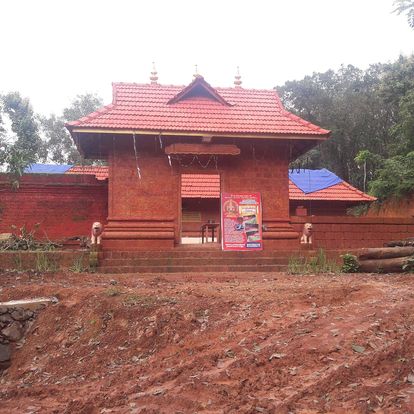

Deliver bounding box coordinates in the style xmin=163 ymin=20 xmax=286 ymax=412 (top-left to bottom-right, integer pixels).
xmin=150 ymin=61 xmax=158 ymax=84
xmin=193 ymin=64 xmax=199 ymax=79
xmin=234 ymin=66 xmax=242 ymax=88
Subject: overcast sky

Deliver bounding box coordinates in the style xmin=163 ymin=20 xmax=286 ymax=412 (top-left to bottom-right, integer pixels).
xmin=1 ymin=0 xmax=413 ymax=115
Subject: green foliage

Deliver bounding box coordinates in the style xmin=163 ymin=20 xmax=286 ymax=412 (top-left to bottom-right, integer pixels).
xmin=341 ymin=253 xmax=360 ymax=273
xmin=0 ymin=223 xmax=61 ymax=251
xmin=0 ymin=92 xmax=44 ymax=186
xmin=39 ymin=93 xmax=103 ymax=164
xmin=393 ymin=0 xmax=414 ymax=28
xmin=13 ymin=252 xmax=23 ymax=271
xmin=70 ymin=253 xmax=87 ymax=273
xmin=354 ymin=150 xmax=384 ymax=192
xmin=0 ymin=92 xmax=104 ymax=174
xmin=346 ymin=203 xmax=370 ymax=217
xmin=287 ymin=255 xmax=305 ymax=275
xmin=288 ymin=249 xmax=339 ymax=274
xmin=280 ymin=55 xmax=414 ymax=201
xmin=369 ymin=152 xmax=414 ymax=200
xmin=35 ymin=252 xmax=58 ymax=272
xmin=89 ymin=251 xmax=99 ymax=272
xmin=63 ymin=93 xmax=103 ymax=122
xmin=279 ymin=64 xmax=394 ymax=189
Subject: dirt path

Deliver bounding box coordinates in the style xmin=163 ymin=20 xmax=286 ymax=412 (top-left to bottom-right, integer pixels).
xmin=1 ymin=271 xmax=414 ymax=413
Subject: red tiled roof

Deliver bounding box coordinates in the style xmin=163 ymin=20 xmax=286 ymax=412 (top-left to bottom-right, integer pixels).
xmin=289 ymin=180 xmax=376 ymax=202
xmin=67 ymin=77 xmax=330 ymax=137
xmin=65 ymin=166 xmax=109 ymax=181
xmin=64 ymin=167 xmax=374 ymax=202
xmin=181 ymin=174 xmax=221 ymax=198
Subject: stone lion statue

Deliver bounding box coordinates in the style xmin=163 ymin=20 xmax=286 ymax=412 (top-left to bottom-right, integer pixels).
xmin=300 ymin=223 xmax=313 ymax=244
xmin=91 ymin=222 xmax=104 ymax=245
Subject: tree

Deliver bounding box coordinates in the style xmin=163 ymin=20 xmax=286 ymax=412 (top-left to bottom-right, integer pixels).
xmin=354 ymin=150 xmax=383 ymax=193
xmin=0 ymin=92 xmax=44 ymax=184
xmin=40 ymin=93 xmax=103 ymax=164
xmin=394 ymin=0 xmax=414 ymax=28
xmin=369 ymin=152 xmax=414 ymax=200
xmin=39 ymin=114 xmax=80 ymax=164
xmin=278 ymin=55 xmax=414 ymax=201
xmin=379 ymin=55 xmax=414 ymax=155
xmin=62 ymin=93 xmax=103 ymax=123
xmin=277 ymin=64 xmax=394 ymax=188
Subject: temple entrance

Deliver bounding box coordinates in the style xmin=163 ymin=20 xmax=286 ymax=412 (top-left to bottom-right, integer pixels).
xmin=180 ymin=174 xmax=221 ymax=244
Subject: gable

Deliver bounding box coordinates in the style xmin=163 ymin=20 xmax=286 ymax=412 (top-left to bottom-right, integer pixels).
xmin=167 ymin=76 xmax=231 ymax=106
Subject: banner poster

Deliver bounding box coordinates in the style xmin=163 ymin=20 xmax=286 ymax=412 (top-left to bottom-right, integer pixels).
xmin=221 ymin=193 xmax=263 ymax=251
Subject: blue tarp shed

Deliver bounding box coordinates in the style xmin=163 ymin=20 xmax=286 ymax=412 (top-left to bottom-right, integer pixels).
xmin=288 ymin=168 xmax=343 ymax=194
xmin=24 ymin=164 xmax=73 ymax=174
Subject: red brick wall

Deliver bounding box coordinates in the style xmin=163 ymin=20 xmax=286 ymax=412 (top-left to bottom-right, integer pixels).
xmin=221 ymin=141 xmax=290 ymax=219
xmin=291 ymin=216 xmax=414 ymax=249
xmin=220 ymin=141 xmax=298 ymax=249
xmin=364 ymin=196 xmax=414 ymax=218
xmin=104 ymin=136 xmax=179 ymax=249
xmin=0 ymin=174 xmax=108 ymax=241
xmin=103 ymin=137 xmax=297 ymax=250
xmin=109 ymin=138 xmax=179 ymax=220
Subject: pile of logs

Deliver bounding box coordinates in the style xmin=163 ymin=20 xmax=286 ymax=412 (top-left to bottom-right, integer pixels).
xmin=357 ymin=238 xmax=414 ymax=273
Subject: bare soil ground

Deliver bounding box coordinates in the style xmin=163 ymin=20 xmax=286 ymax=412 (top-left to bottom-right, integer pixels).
xmin=2 ymin=271 xmax=414 ymax=413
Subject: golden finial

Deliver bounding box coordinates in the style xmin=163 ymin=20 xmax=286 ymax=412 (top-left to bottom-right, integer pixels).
xmin=150 ymin=61 xmax=158 ymax=84
xmin=234 ymin=66 xmax=242 ymax=88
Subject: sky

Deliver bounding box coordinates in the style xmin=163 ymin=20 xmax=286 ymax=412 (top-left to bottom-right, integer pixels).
xmin=0 ymin=0 xmax=413 ymax=116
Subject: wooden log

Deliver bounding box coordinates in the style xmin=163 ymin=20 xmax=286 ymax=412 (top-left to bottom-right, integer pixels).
xmin=359 ymin=247 xmax=414 ymax=261
xmin=385 ymin=238 xmax=414 ymax=247
xmin=358 ymin=256 xmax=411 ymax=273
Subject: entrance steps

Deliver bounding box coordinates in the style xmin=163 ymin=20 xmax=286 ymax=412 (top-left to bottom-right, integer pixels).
xmin=98 ymin=246 xmax=298 ymax=273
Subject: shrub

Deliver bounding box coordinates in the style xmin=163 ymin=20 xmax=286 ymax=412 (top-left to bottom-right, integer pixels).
xmin=341 ymin=253 xmax=360 ymax=273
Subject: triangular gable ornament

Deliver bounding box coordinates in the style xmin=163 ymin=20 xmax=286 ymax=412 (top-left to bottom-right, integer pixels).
xmin=167 ymin=75 xmax=232 ymax=106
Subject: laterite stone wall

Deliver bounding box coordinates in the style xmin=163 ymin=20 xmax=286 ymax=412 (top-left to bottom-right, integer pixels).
xmin=0 ymin=174 xmax=108 ymax=241
xmin=291 ymin=216 xmax=414 ymax=249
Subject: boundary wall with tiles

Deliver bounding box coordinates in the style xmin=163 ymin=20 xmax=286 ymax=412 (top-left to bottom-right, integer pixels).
xmin=2 ymin=172 xmax=413 ymax=250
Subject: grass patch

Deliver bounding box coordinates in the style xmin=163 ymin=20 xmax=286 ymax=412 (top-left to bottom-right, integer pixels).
xmin=287 ymin=255 xmax=305 ymax=275
xmin=13 ymin=252 xmax=23 ymax=271
xmin=288 ymin=249 xmax=340 ymax=274
xmin=70 ymin=253 xmax=87 ymax=273
xmin=35 ymin=252 xmax=58 ymax=272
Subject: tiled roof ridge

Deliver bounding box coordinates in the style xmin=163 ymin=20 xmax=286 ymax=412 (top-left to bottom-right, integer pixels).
xmin=339 ymin=180 xmax=377 ymax=201
xmin=112 ymin=81 xmax=292 ymax=94
xmin=66 ymin=103 xmax=115 ymax=127
xmin=289 ymin=180 xmax=377 ymax=201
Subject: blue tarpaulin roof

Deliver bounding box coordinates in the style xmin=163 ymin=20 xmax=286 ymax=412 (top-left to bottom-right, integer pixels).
xmin=25 ymin=163 xmax=73 ymax=174
xmin=288 ymin=168 xmax=343 ymax=194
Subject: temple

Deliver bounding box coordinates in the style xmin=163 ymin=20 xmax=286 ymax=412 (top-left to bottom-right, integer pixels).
xmin=66 ymin=73 xmax=331 ymax=250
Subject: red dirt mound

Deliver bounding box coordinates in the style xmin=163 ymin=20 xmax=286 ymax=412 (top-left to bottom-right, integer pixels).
xmin=1 ymin=271 xmax=414 ymax=413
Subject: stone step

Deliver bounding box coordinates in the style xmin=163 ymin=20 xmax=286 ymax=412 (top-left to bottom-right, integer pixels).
xmin=101 ymin=250 xmax=305 ymax=260
xmin=100 ymin=257 xmax=290 ymax=267
xmin=99 ymin=264 xmax=288 ymax=274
